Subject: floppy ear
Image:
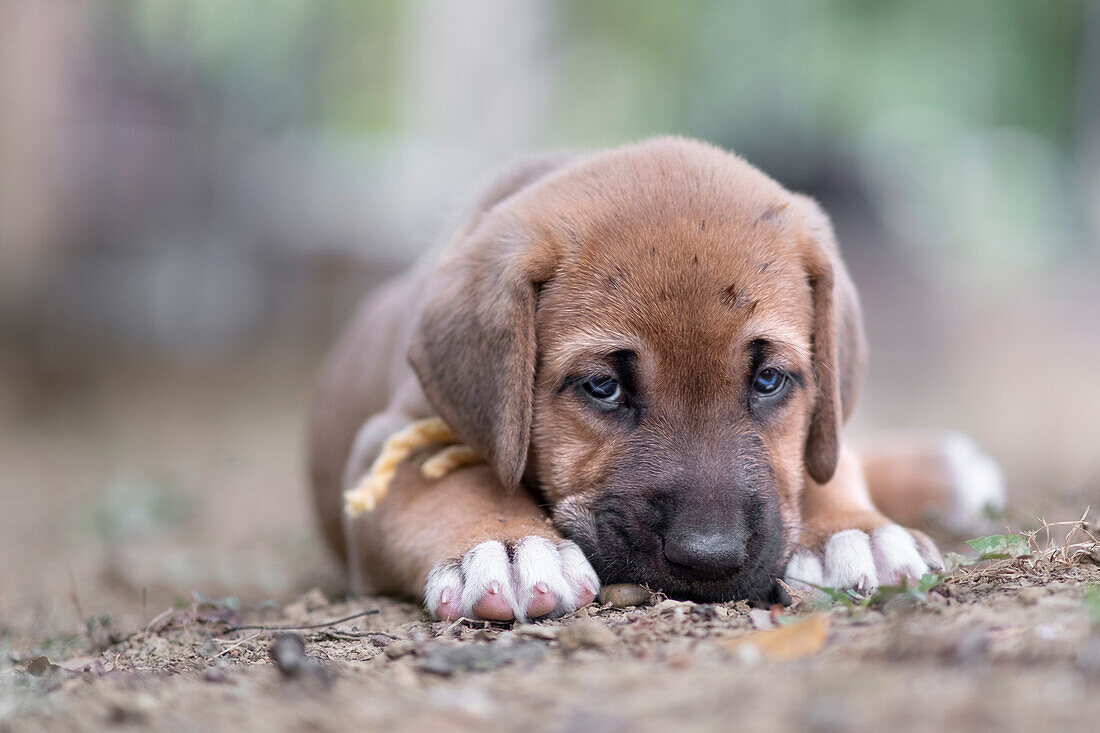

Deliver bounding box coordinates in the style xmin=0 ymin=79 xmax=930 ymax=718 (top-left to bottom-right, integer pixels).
xmin=407 ymin=214 xmax=559 ymax=490
xmin=790 ymin=195 xmax=868 ymax=485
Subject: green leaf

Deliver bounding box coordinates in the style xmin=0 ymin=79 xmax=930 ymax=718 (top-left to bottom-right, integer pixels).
xmin=942 ymin=552 xmax=973 ymax=571
xmin=1085 ymin=585 xmax=1100 ymax=628
xmin=966 ymin=534 xmax=1030 ymax=559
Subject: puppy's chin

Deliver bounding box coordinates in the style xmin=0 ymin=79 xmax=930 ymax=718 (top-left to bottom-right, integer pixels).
xmin=656 ymin=574 xmax=790 ymax=607
xmin=587 ymin=537 xmax=786 ymax=606
xmin=552 ymin=496 xmax=788 ymax=606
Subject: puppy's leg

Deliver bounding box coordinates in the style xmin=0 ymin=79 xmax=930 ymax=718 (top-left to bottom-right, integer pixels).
xmin=857 ymin=432 xmax=1005 ymax=534
xmin=785 ymin=445 xmax=944 ymax=592
xmin=351 ymin=457 xmax=598 ymax=622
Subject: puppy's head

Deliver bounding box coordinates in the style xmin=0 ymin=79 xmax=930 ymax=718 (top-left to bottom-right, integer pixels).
xmin=409 ymin=138 xmax=866 ymax=604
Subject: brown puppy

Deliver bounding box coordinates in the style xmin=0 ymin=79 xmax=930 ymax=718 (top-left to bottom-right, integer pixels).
xmin=308 ymin=137 xmax=1004 ymax=620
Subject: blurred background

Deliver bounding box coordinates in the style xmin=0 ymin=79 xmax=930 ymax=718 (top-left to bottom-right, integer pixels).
xmin=2 ymin=0 xmax=1098 ymax=648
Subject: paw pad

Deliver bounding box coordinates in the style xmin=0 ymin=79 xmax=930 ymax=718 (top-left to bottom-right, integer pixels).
xmin=785 ymin=524 xmax=942 ymax=593
xmin=425 ymin=537 xmax=599 ymax=622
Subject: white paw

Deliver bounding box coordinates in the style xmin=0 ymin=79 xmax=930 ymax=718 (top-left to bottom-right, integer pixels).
xmin=939 ymin=433 xmax=1006 ymax=532
xmin=784 ymin=525 xmax=942 ymax=593
xmin=424 ymin=537 xmax=600 ymax=622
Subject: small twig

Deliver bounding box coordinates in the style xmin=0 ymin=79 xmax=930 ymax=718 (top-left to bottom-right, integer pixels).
xmin=214 ymin=630 xmax=263 ymax=658
xmin=368 ymin=631 xmax=400 ymax=640
xmin=445 ymin=616 xmax=497 ymax=635
xmin=316 ymin=629 xmax=372 ymax=641
xmin=222 ymin=609 xmax=379 ymax=634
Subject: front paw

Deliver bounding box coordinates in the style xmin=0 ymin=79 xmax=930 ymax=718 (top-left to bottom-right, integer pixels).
xmin=785 ymin=525 xmax=943 ymax=593
xmin=424 ymin=537 xmax=599 ymax=622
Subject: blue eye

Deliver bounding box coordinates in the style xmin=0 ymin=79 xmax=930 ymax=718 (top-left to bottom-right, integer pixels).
xmin=752 ymin=368 xmax=786 ymax=395
xmin=582 ymin=375 xmax=623 ymax=405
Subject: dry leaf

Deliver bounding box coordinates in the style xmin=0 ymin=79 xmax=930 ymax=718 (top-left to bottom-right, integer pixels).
xmin=719 ymin=613 xmax=829 ymax=661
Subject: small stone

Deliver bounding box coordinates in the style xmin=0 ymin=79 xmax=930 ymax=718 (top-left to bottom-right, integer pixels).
xmin=515 ymin=624 xmax=560 ymax=640
xmin=556 ymin=620 xmax=617 ymax=651
xmin=384 ymin=640 xmax=416 ymax=659
xmin=25 ymin=656 xmax=58 ymax=676
xmin=268 ymin=633 xmax=332 ymax=687
xmin=269 ymin=633 xmax=308 ymax=677
xmin=599 ymin=584 xmax=654 ymax=608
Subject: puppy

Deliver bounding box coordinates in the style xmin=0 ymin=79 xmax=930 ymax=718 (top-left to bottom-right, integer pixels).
xmin=308 ymin=137 xmax=1004 ymax=620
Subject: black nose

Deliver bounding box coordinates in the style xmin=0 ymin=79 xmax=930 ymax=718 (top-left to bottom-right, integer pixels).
xmin=663 ymin=530 xmax=747 ymax=579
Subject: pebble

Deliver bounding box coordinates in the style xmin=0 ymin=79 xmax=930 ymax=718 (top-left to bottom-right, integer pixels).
xmin=25 ymin=656 xmax=59 ymax=676
xmin=268 ymin=633 xmax=309 ymax=677
xmin=556 ymin=620 xmax=617 ymax=651
xmin=515 ymin=624 xmax=560 ymax=640
xmin=599 ymin=584 xmax=654 ymax=608
xmin=368 ymin=634 xmax=396 ymax=648
xmin=268 ymin=633 xmax=331 ymax=687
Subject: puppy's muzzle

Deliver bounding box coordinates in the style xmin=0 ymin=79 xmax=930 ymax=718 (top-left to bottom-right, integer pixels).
xmin=554 ymin=456 xmax=785 ymax=604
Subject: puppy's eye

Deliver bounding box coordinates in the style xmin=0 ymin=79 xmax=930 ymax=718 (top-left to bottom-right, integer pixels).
xmin=581 ymin=375 xmax=624 ymax=406
xmin=752 ymin=368 xmax=787 ymax=396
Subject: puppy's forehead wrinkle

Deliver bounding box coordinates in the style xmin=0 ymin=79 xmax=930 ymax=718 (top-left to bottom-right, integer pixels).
xmin=745 ymin=327 xmax=812 ymax=360
xmin=545 ymin=328 xmax=644 ymax=375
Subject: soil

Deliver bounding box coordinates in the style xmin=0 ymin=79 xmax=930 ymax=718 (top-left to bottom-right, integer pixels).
xmin=4 ymin=558 xmax=1100 ymax=732
xmin=3 ymin=352 xmax=1100 ymax=732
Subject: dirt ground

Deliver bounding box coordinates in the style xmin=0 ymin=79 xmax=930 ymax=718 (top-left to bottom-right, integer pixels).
xmin=1 ymin=353 xmax=1098 ymax=732
xmin=3 ymin=242 xmax=1100 ymax=732
xmin=3 ymin=535 xmax=1100 ymax=732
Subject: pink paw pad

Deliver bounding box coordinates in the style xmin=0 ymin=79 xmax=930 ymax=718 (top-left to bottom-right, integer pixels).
xmin=472 ymin=581 xmax=516 ymax=621
xmin=436 ymin=586 xmax=462 ymax=621
xmin=572 ymin=582 xmax=597 ymax=608
xmin=424 ymin=538 xmax=601 ymax=622
xmin=525 ymin=582 xmax=558 ymax=619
